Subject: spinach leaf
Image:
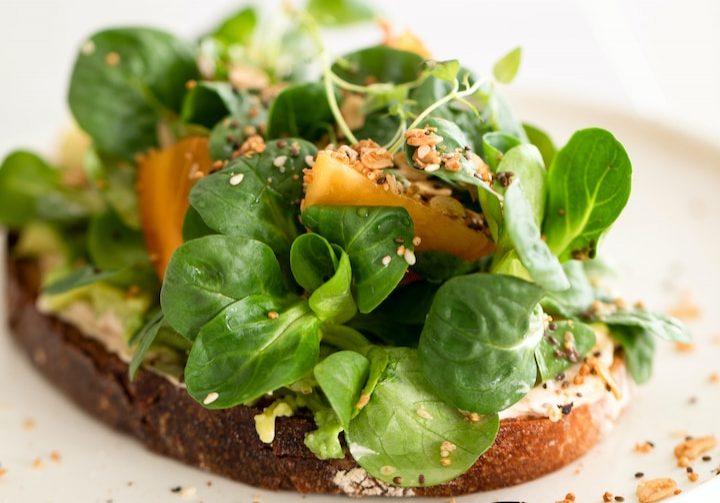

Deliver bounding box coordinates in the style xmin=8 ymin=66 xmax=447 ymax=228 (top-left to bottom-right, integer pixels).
xmin=305 ymin=408 xmax=345 ymax=459
xmin=290 ymin=233 xmax=338 ymax=292
xmin=345 ymin=348 xmax=499 ymax=487
xmin=412 ymin=251 xmax=482 ymax=283
xmin=84 ymin=149 xmax=140 ymax=229
xmin=601 ymin=309 xmax=690 ymax=343
xmin=181 ymin=206 xmax=215 ymax=242
xmin=481 ymin=131 xmax=522 ymax=171
xmin=68 ymin=28 xmax=198 ymax=157
xmin=185 ymin=296 xmax=320 ymax=408
xmin=314 ymin=350 xmax=370 ymax=427
xmin=543 ymin=128 xmax=632 ymax=260
xmin=535 ymin=320 xmax=596 ymax=382
xmin=419 ymin=274 xmax=545 ymax=413
xmin=210 ymin=6 xmax=257 ymax=46
xmin=541 ymin=260 xmax=594 ymax=316
xmin=609 ymin=325 xmax=655 ymax=384
xmin=301 ymin=205 xmax=415 ymax=313
xmin=499 ymin=144 xmax=547 ymax=224
xmin=181 ymin=82 xmax=248 ymax=128
xmin=492 ymin=47 xmax=522 ymax=84
xmin=189 ymin=139 xmax=316 ymax=257
xmin=309 ymin=251 xmax=357 ymax=324
xmin=87 ymin=210 xmax=148 ymax=270
xmin=504 ymin=180 xmax=569 ymax=292
xmin=332 ymin=46 xmax=424 ymax=85
xmin=307 ymin=0 xmax=375 ymax=26
xmin=523 ymin=123 xmax=557 ymax=167
xmin=266 ymin=83 xmax=334 ymax=142
xmin=207 ymin=95 xmax=267 ymax=161
xmin=160 ymin=235 xmax=287 ymax=339
xmin=0 ymin=150 xmax=100 ymax=227
xmin=128 ymin=310 xmax=164 ymax=379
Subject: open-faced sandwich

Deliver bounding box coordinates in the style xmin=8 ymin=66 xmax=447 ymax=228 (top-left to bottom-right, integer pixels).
xmin=1 ymin=1 xmax=691 ymax=497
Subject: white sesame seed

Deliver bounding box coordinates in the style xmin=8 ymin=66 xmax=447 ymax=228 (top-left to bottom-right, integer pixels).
xmin=203 ymin=392 xmax=219 ymax=405
xmin=415 ymin=406 xmax=433 ymax=420
xmin=273 ymin=155 xmax=288 ymax=168
xmin=81 ymin=40 xmax=95 ymax=55
xmin=179 ymin=486 xmax=197 ymax=498
xmin=381 ymin=255 xmax=391 ymax=267
xmin=424 ymin=164 xmax=440 ymax=173
xmin=396 ymin=245 xmax=406 ymax=256
xmin=229 ymin=173 xmax=244 ymax=186
xmin=305 ymin=155 xmax=315 ymax=167
xmin=412 ymin=236 xmax=422 ymax=247
xmin=404 ymin=249 xmax=416 ymax=266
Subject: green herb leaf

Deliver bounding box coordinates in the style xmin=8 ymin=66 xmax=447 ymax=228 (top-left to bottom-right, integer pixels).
xmin=481 ymin=131 xmax=522 ymax=171
xmin=610 ymin=325 xmax=655 ymax=384
xmin=310 ymin=251 xmax=357 ymax=324
xmin=290 ymin=233 xmax=338 ymax=292
xmin=523 ymin=123 xmax=557 ymax=167
xmin=332 ymin=46 xmax=424 ymax=85
xmin=129 ymin=310 xmax=164 ymax=379
xmin=160 ymin=235 xmax=288 ymax=339
xmin=492 ymin=46 xmax=522 ymax=84
xmin=543 ymin=128 xmax=632 ymax=260
xmin=83 ymin=149 xmax=140 ymax=229
xmin=211 ymin=6 xmax=257 ymax=46
xmin=346 ymin=348 xmax=499 ymax=487
xmin=419 ymin=274 xmax=545 ymax=413
xmin=601 ymin=310 xmax=690 ymax=343
xmin=266 ymin=83 xmax=335 ymax=142
xmin=412 ymin=251 xmax=482 ymax=284
xmin=307 ymin=0 xmax=375 ymax=26
xmin=301 ymin=205 xmax=415 ymax=313
xmin=68 ymin=28 xmax=198 ymax=157
xmin=314 ymin=350 xmax=370 ymax=427
xmin=504 ymin=180 xmax=569 ymax=292
xmin=541 ymin=260 xmax=594 ymax=317
xmin=181 ymin=206 xmax=215 ymax=242
xmin=87 ymin=210 xmax=149 ymax=270
xmin=190 ymin=139 xmax=316 ymax=257
xmin=42 ymin=266 xmax=119 ymax=295
xmin=535 ymin=320 xmax=596 ymax=382
xmin=425 ymin=59 xmax=460 ymax=83
xmin=185 ymin=297 xmax=320 ymax=408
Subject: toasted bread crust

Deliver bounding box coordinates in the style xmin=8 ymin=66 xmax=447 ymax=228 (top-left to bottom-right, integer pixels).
xmin=5 ymin=251 xmax=625 ymax=497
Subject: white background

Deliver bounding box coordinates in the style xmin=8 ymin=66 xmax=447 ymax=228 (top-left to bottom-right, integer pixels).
xmin=1 ymin=0 xmax=720 ymax=156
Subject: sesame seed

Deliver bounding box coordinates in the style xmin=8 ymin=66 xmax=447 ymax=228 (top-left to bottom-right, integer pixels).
xmin=440 ymin=458 xmax=451 ymax=466
xmin=171 ymin=486 xmax=182 ymax=493
xmin=105 ymin=52 xmax=120 ymax=66
xmin=412 ymin=236 xmax=422 ymax=247
xmin=403 ymin=249 xmax=416 ymax=266
xmin=703 ymin=455 xmax=712 ymax=462
xmin=614 ymin=497 xmax=625 ymax=502
xmin=418 ymin=474 xmax=425 ymax=484
xmin=180 ymin=486 xmax=197 ymax=497
xmin=185 ymin=80 xmax=197 ymax=90
xmin=305 ymin=155 xmax=315 ymax=167
xmin=267 ymin=311 xmax=279 ymax=320
xmin=415 ymin=406 xmax=433 ymax=420
xmin=32 ymin=458 xmax=43 ymax=470
xmin=203 ymin=392 xmax=219 ymax=405
xmin=81 ymin=40 xmax=95 ymax=55
xmin=424 ymin=164 xmax=440 ymax=173
xmin=392 ymin=476 xmax=402 ymax=485
xmin=396 ymin=245 xmax=406 ymax=256
xmin=634 ymin=472 xmax=644 ymax=478
xmin=273 ymin=155 xmax=288 ymax=168
xmin=0 ymin=467 xmax=6 ymax=477
xmin=229 ymin=173 xmax=245 ymax=186
xmin=50 ymin=451 xmax=61 ymax=462
xmin=381 ymin=255 xmax=392 ymax=267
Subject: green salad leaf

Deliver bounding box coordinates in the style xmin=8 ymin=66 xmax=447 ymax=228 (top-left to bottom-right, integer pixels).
xmin=68 ymin=28 xmax=198 ymax=157
xmin=185 ymin=296 xmax=320 ymax=408
xmin=314 ymin=350 xmax=369 ymax=427
xmin=332 ymin=46 xmax=424 ymax=85
xmin=266 ymin=83 xmax=335 ymax=141
xmin=609 ymin=325 xmax=655 ymax=384
xmin=210 ymin=6 xmax=257 ymax=46
xmin=309 ymin=251 xmax=357 ymax=323
xmin=301 ymin=205 xmax=415 ymax=313
xmin=600 ymin=309 xmax=690 ymax=343
xmin=492 ymin=47 xmax=522 ymax=84
xmin=523 ymin=123 xmax=556 ymax=167
xmin=290 ymin=233 xmax=338 ymax=291
xmin=419 ymin=274 xmax=544 ymax=413
xmin=541 ymin=260 xmax=594 ymax=316
xmin=307 ymin=0 xmax=375 ymax=26
xmin=345 ymin=348 xmax=499 ymax=487
xmin=543 ymin=128 xmax=632 ymax=260
xmin=535 ymin=320 xmax=596 ymax=382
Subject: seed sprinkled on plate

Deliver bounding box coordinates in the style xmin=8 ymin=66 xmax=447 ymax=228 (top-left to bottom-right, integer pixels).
xmin=229 ymin=173 xmax=245 ymax=186
xmin=203 ymin=392 xmax=219 ymax=405
xmin=273 ymin=155 xmax=287 ymax=168
xmin=381 ymin=255 xmax=391 ymax=267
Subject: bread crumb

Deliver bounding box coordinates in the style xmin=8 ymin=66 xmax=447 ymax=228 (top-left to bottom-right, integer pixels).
xmin=634 ymin=441 xmax=654 ymax=454
xmin=674 ymin=435 xmax=717 ymax=462
xmin=22 ymin=418 xmax=36 ymax=430
xmin=0 ymin=467 xmax=7 ymax=477
xmin=603 ymin=491 xmax=614 ymax=502
xmin=688 ymin=472 xmax=699 ymax=482
xmin=674 ymin=342 xmax=695 ymax=353
xmin=708 ymin=372 xmax=720 ymax=384
xmin=636 ymin=478 xmax=678 ymax=503
xmin=32 ymin=458 xmax=43 ymax=470
xmin=555 ymin=492 xmax=576 ymax=503
xmin=667 ymin=291 xmax=701 ymax=321
xmin=50 ymin=451 xmax=61 ymax=462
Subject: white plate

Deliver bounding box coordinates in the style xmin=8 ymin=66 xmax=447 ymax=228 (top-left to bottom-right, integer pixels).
xmin=2 ymin=95 xmax=720 ymax=503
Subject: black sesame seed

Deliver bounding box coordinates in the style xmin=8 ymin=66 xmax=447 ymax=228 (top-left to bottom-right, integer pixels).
xmin=548 ymin=322 xmax=558 ymax=331
xmin=418 ymin=474 xmax=425 ymax=485
xmin=615 ymin=497 xmax=624 ymax=502
xmin=647 ymin=441 xmax=655 ymax=448
xmin=555 ymin=372 xmax=566 ymax=381
xmin=392 ymin=476 xmax=402 ymax=485
xmin=559 ymin=402 xmax=574 ymax=415
xmin=703 ymin=455 xmax=712 ymax=462
xmin=634 ymin=472 xmax=644 ymax=478
xmin=686 ymin=466 xmax=694 ymax=473
xmin=171 ymin=486 xmax=182 ymax=493
xmin=542 ymin=383 xmax=548 ymax=389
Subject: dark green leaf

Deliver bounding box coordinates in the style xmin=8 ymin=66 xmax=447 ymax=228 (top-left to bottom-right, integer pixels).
xmin=543 ymin=128 xmax=632 ymax=260
xmin=504 ymin=180 xmax=569 ymax=292
xmin=190 ymin=139 xmax=316 ymax=257
xmin=493 ymin=47 xmax=522 ymax=84
xmin=419 ymin=274 xmax=544 ymax=413
xmin=42 ymin=266 xmax=119 ymax=295
xmin=181 ymin=206 xmax=215 ymax=241
xmin=309 ymin=251 xmax=357 ymax=323
xmin=290 ymin=233 xmax=338 ymax=292
xmin=535 ymin=320 xmax=596 ymax=382
xmin=211 ymin=7 xmax=257 ymax=46
xmin=314 ymin=350 xmax=370 ymax=427
xmin=266 ymin=83 xmax=334 ymax=142
xmin=160 ymin=235 xmax=288 ymax=339
xmin=541 ymin=260 xmax=594 ymax=316
xmin=301 ymin=205 xmax=415 ymax=313
xmin=68 ymin=28 xmax=198 ymax=157
xmin=83 ymin=149 xmax=140 ymax=229
xmin=87 ymin=210 xmax=148 ymax=270
xmin=610 ymin=325 xmax=655 ymax=384
xmin=346 ymin=348 xmax=499 ymax=487
xmin=129 ymin=310 xmax=164 ymax=379
xmin=601 ymin=310 xmax=690 ymax=343
xmin=307 ymin=0 xmax=375 ymax=26
xmin=412 ymin=251 xmax=481 ymax=283
xmin=185 ymin=297 xmax=320 ymax=408
xmin=523 ymin=123 xmax=557 ymax=167
xmin=332 ymin=46 xmax=424 ymax=85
